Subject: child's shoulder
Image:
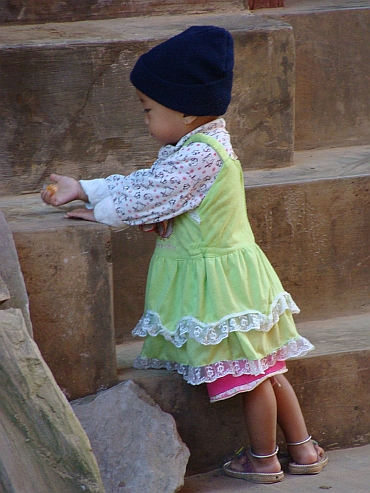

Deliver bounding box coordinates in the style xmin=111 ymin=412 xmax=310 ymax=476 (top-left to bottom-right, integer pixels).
xmin=186 ymin=128 xmax=236 ymax=161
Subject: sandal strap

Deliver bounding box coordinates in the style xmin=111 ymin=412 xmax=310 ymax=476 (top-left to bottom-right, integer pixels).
xmin=249 ymin=445 xmax=279 ymax=459
xmin=286 ymin=435 xmax=312 ymax=446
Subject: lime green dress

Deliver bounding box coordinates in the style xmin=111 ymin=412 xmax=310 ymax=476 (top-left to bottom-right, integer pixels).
xmin=133 ymin=134 xmax=313 ymax=386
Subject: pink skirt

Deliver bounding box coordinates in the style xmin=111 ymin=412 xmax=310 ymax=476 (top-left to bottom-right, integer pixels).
xmin=206 ymin=360 xmax=287 ymax=403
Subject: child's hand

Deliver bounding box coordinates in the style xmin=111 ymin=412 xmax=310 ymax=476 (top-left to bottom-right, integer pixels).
xmin=41 ymin=174 xmax=88 ymax=206
xmin=65 ymin=208 xmax=97 ymax=222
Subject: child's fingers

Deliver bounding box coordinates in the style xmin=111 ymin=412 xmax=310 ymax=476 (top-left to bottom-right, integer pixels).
xmin=65 ymin=208 xmax=96 ymax=222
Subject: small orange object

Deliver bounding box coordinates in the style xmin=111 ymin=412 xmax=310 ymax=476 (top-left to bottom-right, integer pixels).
xmin=45 ymin=184 xmax=58 ymax=195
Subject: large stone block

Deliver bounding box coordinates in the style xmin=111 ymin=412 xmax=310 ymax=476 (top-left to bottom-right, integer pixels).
xmin=229 ymin=18 xmax=295 ymax=169
xmin=0 ymin=14 xmax=295 ymax=196
xmin=286 ymin=9 xmax=370 ymax=150
xmin=0 ymin=308 xmax=105 ymax=493
xmin=244 ymin=151 xmax=370 ymax=319
xmin=1 ymin=195 xmax=117 ymax=400
xmin=72 ymin=380 xmax=190 ymax=493
xmin=256 ymin=5 xmax=370 ymax=149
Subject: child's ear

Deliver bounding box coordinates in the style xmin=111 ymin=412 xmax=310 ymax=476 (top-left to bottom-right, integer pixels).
xmin=183 ymin=115 xmax=197 ymax=125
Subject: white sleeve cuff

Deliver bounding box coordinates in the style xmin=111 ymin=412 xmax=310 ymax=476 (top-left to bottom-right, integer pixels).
xmin=79 ymin=179 xmax=110 ymax=207
xmin=93 ymin=196 xmax=124 ymax=227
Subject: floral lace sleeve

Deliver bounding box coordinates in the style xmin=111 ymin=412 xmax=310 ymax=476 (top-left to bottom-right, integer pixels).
xmin=103 ymin=140 xmax=223 ymax=226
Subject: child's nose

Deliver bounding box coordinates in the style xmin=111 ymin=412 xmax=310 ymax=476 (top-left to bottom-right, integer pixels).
xmin=144 ymin=114 xmax=149 ymax=125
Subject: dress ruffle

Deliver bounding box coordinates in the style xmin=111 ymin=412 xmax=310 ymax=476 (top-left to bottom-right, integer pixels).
xmin=132 ymin=291 xmax=300 ymax=348
xmin=134 ymin=335 xmax=314 ymax=385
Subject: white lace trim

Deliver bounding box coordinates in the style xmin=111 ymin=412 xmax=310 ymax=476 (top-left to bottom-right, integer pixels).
xmin=132 ymin=292 xmax=300 ymax=348
xmin=133 ymin=336 xmax=314 ymax=386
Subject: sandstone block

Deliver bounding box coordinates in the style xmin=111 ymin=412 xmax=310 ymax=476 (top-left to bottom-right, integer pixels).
xmin=256 ymin=6 xmax=370 ymax=150
xmin=0 ymin=14 xmax=294 ymax=197
xmin=0 ymin=0 xmax=248 ymax=24
xmin=72 ymin=380 xmax=190 ymax=493
xmin=287 ymin=9 xmax=370 ymax=150
xmin=2 ymin=195 xmax=117 ymax=400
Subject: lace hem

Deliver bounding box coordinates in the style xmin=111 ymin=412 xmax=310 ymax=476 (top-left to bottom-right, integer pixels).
xmin=133 ymin=336 xmax=314 ymax=386
xmin=132 ymin=291 xmax=300 ymax=348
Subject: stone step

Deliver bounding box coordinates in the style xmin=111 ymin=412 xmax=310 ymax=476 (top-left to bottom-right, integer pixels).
xmin=255 ymin=0 xmax=370 ymax=150
xmin=0 ymin=194 xmax=118 ymax=401
xmin=2 ymin=3 xmax=369 ymax=192
xmin=117 ymin=311 xmax=370 ymax=475
xmin=0 ymin=0 xmax=248 ymax=25
xmin=1 ymin=145 xmax=369 ymax=401
xmin=112 ymin=145 xmax=370 ymax=342
xmin=0 ymin=12 xmax=295 ymax=198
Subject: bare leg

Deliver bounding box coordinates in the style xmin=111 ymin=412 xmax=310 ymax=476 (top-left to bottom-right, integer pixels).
xmin=235 ymin=379 xmax=281 ymax=473
xmin=273 ymin=374 xmax=322 ymax=465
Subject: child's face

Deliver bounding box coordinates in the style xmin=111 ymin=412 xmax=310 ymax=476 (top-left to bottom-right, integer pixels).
xmin=136 ymin=90 xmax=191 ymax=146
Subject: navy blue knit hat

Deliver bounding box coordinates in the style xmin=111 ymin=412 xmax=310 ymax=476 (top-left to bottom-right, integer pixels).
xmin=130 ymin=26 xmax=234 ymax=116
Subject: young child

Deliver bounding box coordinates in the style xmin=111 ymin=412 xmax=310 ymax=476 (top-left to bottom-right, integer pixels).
xmin=41 ymin=26 xmax=328 ymax=483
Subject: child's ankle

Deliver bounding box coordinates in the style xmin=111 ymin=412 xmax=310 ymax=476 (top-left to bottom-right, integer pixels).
xmin=287 ymin=442 xmax=318 ymax=465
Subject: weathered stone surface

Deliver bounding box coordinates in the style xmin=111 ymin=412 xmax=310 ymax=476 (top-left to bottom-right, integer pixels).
xmin=0 ymin=194 xmax=117 ymax=400
xmin=256 ymin=5 xmax=370 ymax=150
xmin=0 ymin=275 xmax=10 ymax=303
xmin=0 ymin=211 xmax=32 ymax=335
xmin=246 ymin=172 xmax=370 ymax=320
xmin=111 ymin=226 xmax=155 ymax=343
xmin=0 ymin=14 xmax=294 ymax=197
xmin=249 ymin=0 xmax=284 ymax=9
xmin=285 ymin=9 xmax=370 ymax=150
xmin=0 ymin=0 xmax=248 ymax=24
xmin=0 ymin=308 xmax=105 ymax=493
xmin=72 ymin=380 xmax=190 ymax=493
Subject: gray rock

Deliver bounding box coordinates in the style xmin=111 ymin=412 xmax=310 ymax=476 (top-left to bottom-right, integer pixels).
xmin=72 ymin=380 xmax=190 ymax=493
xmin=0 ymin=211 xmax=32 ymax=335
xmin=0 ymin=308 xmax=105 ymax=493
xmin=0 ymin=274 xmax=10 ymax=303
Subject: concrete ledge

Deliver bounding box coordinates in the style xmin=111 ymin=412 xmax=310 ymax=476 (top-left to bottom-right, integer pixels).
xmin=0 ymin=13 xmax=295 ymax=196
